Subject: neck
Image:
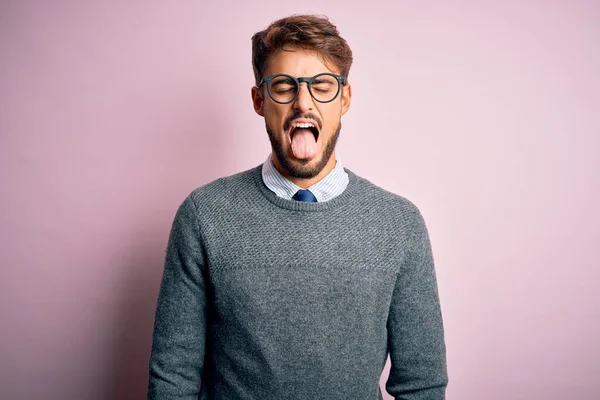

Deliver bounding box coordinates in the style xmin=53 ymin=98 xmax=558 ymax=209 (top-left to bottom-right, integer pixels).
xmin=272 ymin=151 xmax=337 ymax=189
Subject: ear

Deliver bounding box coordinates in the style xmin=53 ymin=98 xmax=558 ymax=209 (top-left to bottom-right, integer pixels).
xmin=251 ymin=86 xmax=265 ymax=117
xmin=340 ymin=83 xmax=352 ymax=116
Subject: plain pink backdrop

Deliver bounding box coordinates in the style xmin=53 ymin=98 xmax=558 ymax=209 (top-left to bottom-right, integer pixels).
xmin=1 ymin=1 xmax=599 ymax=399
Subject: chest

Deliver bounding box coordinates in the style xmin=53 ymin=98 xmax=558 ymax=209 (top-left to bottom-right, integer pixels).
xmin=199 ymin=208 xmax=406 ymax=326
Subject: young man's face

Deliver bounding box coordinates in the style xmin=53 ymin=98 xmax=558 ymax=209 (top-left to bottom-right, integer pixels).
xmin=251 ymin=47 xmax=352 ymax=180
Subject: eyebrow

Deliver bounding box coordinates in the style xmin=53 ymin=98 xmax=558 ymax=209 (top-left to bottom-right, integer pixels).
xmin=271 ymin=77 xmax=296 ymax=86
xmin=312 ymin=78 xmax=334 ymax=84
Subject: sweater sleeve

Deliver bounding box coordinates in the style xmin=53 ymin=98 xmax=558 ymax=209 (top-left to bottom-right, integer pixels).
xmin=385 ymin=207 xmax=448 ymax=399
xmin=147 ymin=194 xmax=208 ymax=399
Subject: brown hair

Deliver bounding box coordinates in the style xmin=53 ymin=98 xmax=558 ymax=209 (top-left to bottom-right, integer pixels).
xmin=251 ymin=14 xmax=353 ymax=86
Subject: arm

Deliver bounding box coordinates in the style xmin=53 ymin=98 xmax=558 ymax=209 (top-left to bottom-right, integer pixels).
xmin=147 ymin=195 xmax=208 ymax=399
xmin=385 ymin=207 xmax=448 ymax=399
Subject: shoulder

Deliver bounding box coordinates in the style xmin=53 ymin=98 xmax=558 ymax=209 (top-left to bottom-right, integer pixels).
xmin=345 ymin=168 xmax=427 ymax=230
xmin=183 ymin=165 xmax=261 ymax=213
xmin=348 ymin=168 xmax=422 ymax=212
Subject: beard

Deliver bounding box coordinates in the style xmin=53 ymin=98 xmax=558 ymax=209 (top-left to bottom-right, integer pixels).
xmin=266 ymin=120 xmax=341 ymax=179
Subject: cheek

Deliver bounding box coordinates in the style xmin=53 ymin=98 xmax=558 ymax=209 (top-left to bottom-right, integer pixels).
xmin=265 ymin=105 xmax=286 ymax=124
xmin=320 ymin=107 xmax=340 ymax=131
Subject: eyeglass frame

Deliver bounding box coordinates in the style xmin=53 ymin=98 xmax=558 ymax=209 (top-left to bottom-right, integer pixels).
xmin=257 ymin=72 xmax=347 ymax=104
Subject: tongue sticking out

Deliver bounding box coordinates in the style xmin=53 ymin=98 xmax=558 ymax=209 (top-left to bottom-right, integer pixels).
xmin=291 ymin=128 xmax=317 ymax=159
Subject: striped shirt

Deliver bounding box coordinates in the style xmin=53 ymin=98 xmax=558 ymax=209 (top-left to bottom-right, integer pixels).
xmin=261 ymin=153 xmax=349 ymax=202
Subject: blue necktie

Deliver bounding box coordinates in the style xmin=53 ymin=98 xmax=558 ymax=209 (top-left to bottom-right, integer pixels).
xmin=292 ymin=189 xmax=317 ymax=202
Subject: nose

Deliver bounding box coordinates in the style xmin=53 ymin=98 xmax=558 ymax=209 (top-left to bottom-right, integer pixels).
xmin=292 ymin=82 xmax=314 ymax=111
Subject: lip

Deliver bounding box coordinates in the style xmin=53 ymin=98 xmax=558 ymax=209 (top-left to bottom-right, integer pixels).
xmin=289 ymin=118 xmax=320 ymax=130
xmin=287 ymin=118 xmax=320 ymax=142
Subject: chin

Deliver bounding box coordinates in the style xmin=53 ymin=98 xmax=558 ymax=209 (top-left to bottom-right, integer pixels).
xmin=281 ymin=151 xmax=325 ymax=179
xmin=266 ymin=121 xmax=341 ymax=180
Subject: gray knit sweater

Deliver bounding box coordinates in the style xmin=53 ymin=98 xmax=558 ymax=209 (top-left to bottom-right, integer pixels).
xmin=147 ymin=165 xmax=448 ymax=400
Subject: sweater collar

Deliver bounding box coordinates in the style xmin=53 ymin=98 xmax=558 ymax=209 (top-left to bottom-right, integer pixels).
xmin=254 ymin=164 xmax=359 ymax=212
xmin=261 ymin=153 xmax=349 ymax=202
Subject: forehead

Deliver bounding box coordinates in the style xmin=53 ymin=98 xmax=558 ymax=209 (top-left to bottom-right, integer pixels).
xmin=264 ymin=47 xmax=340 ymax=77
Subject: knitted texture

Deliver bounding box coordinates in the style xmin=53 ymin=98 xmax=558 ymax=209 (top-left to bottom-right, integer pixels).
xmin=148 ymin=165 xmax=448 ymax=400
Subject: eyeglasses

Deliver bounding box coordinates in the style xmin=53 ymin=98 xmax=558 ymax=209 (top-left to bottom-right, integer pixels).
xmin=257 ymin=73 xmax=346 ymax=104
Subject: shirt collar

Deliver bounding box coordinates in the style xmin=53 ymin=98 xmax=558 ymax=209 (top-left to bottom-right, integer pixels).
xmin=261 ymin=153 xmax=349 ymax=202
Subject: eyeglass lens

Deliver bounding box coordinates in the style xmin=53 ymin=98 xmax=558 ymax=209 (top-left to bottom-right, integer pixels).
xmin=268 ymin=74 xmax=339 ymax=103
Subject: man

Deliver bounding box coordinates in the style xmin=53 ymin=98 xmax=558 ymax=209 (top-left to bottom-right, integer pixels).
xmin=148 ymin=14 xmax=448 ymax=400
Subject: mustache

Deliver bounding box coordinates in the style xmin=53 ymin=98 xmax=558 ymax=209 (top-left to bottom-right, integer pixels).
xmin=283 ymin=112 xmax=323 ymax=132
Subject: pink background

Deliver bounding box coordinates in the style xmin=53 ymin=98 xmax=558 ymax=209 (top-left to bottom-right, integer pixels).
xmin=1 ymin=1 xmax=599 ymax=399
